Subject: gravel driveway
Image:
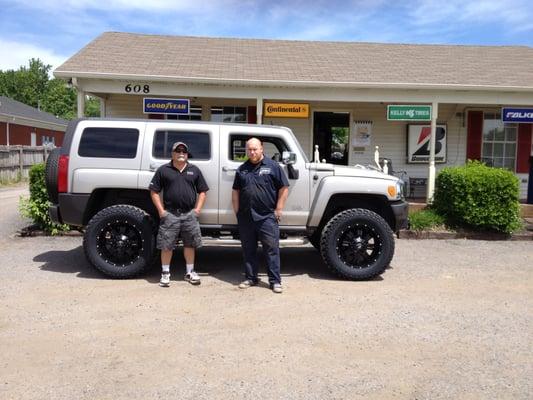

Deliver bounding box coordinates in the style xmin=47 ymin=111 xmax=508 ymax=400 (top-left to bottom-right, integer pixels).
xmin=0 ymin=184 xmax=532 ymax=399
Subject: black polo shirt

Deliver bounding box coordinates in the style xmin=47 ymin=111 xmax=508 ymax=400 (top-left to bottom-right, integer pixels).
xmin=232 ymin=156 xmax=289 ymax=221
xmin=149 ymin=162 xmax=209 ymax=211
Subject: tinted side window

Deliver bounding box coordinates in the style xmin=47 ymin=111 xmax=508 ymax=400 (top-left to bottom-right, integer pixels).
xmin=78 ymin=128 xmax=139 ymax=158
xmin=229 ymin=134 xmax=288 ymax=161
xmin=153 ymin=130 xmax=210 ymax=160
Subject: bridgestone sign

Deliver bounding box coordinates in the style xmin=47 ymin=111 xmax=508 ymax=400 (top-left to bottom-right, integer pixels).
xmin=387 ymin=105 xmax=432 ymax=121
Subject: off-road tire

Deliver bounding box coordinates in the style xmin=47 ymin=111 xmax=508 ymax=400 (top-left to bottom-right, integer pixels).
xmin=83 ymin=205 xmax=156 ymax=278
xmin=45 ymin=148 xmax=60 ymax=203
xmin=320 ymin=208 xmax=395 ymax=280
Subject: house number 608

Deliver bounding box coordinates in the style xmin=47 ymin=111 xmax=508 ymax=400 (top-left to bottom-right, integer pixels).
xmin=125 ymin=84 xmax=150 ymax=93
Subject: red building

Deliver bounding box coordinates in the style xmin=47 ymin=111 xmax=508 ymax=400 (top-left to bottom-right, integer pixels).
xmin=0 ymin=96 xmax=67 ymax=146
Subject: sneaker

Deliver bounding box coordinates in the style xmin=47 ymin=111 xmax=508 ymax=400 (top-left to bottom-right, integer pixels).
xmin=271 ymin=283 xmax=283 ymax=294
xmin=184 ymin=270 xmax=201 ymax=285
xmin=159 ymin=273 xmax=170 ymax=287
xmin=238 ymin=279 xmax=258 ymax=289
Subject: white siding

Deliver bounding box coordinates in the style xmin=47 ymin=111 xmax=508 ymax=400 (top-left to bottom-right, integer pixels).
xmin=263 ymin=117 xmax=311 ymax=159
xmin=105 ymin=94 xmax=144 ymax=118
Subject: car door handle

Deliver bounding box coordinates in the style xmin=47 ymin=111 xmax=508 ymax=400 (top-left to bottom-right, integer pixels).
xmin=222 ymin=166 xmax=237 ymax=172
xmin=149 ymin=163 xmax=158 ymax=171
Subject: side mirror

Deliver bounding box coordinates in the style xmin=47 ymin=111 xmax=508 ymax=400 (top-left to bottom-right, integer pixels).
xmin=282 ymin=151 xmax=296 ymax=165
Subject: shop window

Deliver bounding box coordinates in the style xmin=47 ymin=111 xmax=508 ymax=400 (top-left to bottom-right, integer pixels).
xmin=481 ymin=112 xmax=517 ymax=170
xmin=211 ymin=106 xmax=247 ymax=123
xmin=153 ymin=130 xmax=210 ymax=160
xmin=165 ymin=106 xmax=202 ymax=121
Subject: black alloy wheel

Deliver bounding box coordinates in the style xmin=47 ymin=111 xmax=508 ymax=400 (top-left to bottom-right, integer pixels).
xmin=337 ymin=224 xmax=382 ymax=268
xmin=97 ymin=220 xmax=143 ymax=267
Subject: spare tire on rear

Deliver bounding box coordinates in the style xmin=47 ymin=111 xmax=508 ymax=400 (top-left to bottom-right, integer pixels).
xmin=45 ymin=148 xmax=61 ymax=203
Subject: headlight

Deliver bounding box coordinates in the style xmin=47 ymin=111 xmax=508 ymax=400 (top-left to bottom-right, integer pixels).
xmin=397 ymin=180 xmax=405 ymax=199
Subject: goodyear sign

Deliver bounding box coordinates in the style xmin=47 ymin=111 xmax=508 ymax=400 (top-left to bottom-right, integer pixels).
xmin=143 ymin=98 xmax=189 ymax=114
xmin=264 ymin=103 xmax=309 ymax=118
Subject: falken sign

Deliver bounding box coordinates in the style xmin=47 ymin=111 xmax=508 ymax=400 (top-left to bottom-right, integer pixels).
xmin=502 ymin=108 xmax=533 ymax=123
xmin=143 ymin=98 xmax=190 ymax=114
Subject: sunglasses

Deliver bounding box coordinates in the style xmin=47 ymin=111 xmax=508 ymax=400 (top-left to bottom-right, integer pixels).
xmin=173 ymin=149 xmax=188 ymax=154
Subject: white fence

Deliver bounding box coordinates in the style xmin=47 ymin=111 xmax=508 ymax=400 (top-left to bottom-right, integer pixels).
xmin=0 ymin=145 xmax=53 ymax=182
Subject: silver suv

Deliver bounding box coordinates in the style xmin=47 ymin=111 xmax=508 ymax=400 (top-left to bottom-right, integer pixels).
xmin=46 ymin=118 xmax=408 ymax=280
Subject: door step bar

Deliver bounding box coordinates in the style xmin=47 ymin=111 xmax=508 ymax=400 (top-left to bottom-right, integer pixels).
xmin=202 ymin=237 xmax=310 ymax=247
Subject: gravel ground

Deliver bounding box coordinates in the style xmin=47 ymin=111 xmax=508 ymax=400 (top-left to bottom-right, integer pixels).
xmin=0 ymin=184 xmax=532 ymax=399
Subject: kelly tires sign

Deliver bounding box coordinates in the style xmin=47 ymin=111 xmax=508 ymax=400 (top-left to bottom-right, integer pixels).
xmin=407 ymin=124 xmax=447 ymax=163
xmin=388 ymin=105 xmax=432 ymax=121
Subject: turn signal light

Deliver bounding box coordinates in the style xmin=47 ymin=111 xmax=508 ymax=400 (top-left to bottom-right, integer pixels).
xmin=387 ymin=185 xmax=397 ymax=198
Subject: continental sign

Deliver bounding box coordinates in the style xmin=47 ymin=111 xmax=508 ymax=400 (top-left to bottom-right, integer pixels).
xmin=143 ymin=98 xmax=189 ymax=114
xmin=264 ymin=103 xmax=309 ymax=118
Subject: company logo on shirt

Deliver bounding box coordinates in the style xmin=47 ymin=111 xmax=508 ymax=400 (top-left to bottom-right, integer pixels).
xmin=259 ymin=168 xmax=271 ymax=175
xmin=186 ymin=171 xmax=194 ymax=175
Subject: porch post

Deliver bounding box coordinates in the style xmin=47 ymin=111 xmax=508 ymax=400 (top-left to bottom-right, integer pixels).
xmin=99 ymin=97 xmax=106 ymax=117
xmin=77 ymin=90 xmax=85 ymax=118
xmin=256 ymin=96 xmax=263 ymax=125
xmin=427 ymin=101 xmax=438 ymax=202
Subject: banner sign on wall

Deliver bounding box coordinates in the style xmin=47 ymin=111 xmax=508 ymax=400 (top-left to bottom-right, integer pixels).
xmin=352 ymin=121 xmax=372 ymax=147
xmin=502 ymin=107 xmax=533 ymax=123
xmin=407 ymin=124 xmax=447 ymax=163
xmin=388 ymin=105 xmax=432 ymax=121
xmin=264 ymin=103 xmax=309 ymax=118
xmin=143 ymin=98 xmax=190 ymax=114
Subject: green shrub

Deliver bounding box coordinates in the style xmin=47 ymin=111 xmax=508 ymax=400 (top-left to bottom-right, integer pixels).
xmin=432 ymin=160 xmax=522 ymax=233
xmin=409 ymin=208 xmax=446 ymax=231
xmin=19 ymin=163 xmax=69 ymax=235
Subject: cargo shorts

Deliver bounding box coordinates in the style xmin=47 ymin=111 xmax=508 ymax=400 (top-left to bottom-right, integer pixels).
xmin=156 ymin=211 xmax=202 ymax=250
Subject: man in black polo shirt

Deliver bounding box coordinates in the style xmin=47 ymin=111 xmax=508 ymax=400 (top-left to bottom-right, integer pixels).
xmin=149 ymin=141 xmax=209 ymax=287
xmin=232 ymin=137 xmax=289 ymax=293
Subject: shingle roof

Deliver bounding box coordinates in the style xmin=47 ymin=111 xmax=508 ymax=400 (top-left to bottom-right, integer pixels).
xmin=55 ymin=32 xmax=533 ymax=90
xmin=0 ymin=96 xmax=68 ymax=126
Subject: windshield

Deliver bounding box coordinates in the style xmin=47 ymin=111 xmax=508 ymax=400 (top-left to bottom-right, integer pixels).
xmin=283 ymin=127 xmax=309 ymax=163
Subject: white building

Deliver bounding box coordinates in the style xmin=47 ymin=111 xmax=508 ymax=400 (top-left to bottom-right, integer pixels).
xmin=54 ymin=32 xmax=533 ymax=201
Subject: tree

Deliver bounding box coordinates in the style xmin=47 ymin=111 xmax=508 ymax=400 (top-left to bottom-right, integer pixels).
xmin=85 ymin=96 xmax=100 ymax=117
xmin=0 ymin=58 xmax=50 ymax=108
xmin=42 ymin=78 xmax=76 ymax=120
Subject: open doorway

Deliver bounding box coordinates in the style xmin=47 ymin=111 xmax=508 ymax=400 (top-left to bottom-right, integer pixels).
xmin=313 ymin=111 xmax=350 ymax=165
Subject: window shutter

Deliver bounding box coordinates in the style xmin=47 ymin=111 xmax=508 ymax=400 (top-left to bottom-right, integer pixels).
xmin=466 ymin=111 xmax=483 ymax=160
xmin=516 ymin=124 xmax=532 ymax=173
xmin=247 ymin=106 xmax=257 ymax=124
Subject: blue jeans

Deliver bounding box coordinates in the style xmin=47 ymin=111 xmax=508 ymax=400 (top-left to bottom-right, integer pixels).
xmin=237 ymin=215 xmax=281 ymax=285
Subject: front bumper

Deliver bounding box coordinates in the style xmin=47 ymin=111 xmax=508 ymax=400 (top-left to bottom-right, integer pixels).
xmin=391 ymin=200 xmax=409 ymax=231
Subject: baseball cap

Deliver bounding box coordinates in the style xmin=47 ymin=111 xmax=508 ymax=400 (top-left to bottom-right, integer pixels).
xmin=171 ymin=141 xmax=188 ymax=152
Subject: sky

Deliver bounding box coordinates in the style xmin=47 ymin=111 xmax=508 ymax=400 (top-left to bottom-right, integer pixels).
xmin=1 ymin=0 xmax=532 ymax=72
